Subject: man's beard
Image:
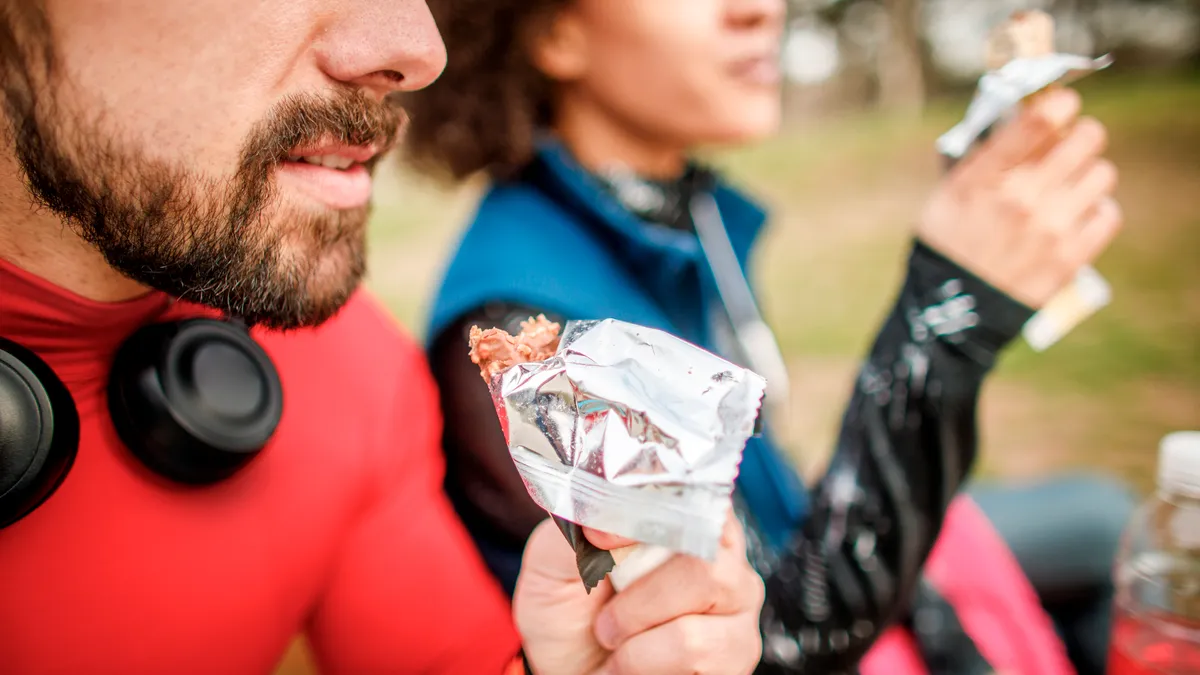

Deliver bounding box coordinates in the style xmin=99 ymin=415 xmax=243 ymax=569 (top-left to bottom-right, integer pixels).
xmin=1 ymin=32 xmax=402 ymax=330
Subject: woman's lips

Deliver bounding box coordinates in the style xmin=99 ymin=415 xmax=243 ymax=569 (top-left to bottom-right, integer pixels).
xmin=730 ymin=54 xmax=782 ymax=87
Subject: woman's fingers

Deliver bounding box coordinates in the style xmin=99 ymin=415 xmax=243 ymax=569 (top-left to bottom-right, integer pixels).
xmin=1072 ymin=197 xmax=1124 ymax=265
xmin=1060 ymin=158 xmax=1119 ymax=228
xmin=958 ymin=88 xmax=1081 ymax=180
xmin=1034 ymin=116 xmax=1109 ymax=191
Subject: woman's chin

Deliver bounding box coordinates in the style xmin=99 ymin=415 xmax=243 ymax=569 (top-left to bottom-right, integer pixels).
xmin=703 ymin=113 xmax=782 ymax=148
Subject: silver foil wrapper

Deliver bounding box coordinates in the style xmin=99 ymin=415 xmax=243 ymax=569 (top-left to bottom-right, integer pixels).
xmin=489 ymin=319 xmax=766 ymax=561
xmin=937 ymin=52 xmax=1114 ymax=160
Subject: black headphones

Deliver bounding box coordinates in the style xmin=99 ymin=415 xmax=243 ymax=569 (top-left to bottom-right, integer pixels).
xmin=0 ymin=318 xmax=284 ymax=529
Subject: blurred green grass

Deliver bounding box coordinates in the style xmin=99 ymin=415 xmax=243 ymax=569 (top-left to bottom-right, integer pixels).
xmin=275 ymin=68 xmax=1199 ymax=675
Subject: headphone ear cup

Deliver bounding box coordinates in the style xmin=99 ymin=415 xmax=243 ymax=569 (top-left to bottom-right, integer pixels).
xmin=0 ymin=337 xmax=80 ymax=529
xmin=107 ymin=319 xmax=283 ymax=485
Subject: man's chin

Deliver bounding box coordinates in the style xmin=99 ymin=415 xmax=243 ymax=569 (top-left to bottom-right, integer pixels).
xmin=304 ymin=268 xmax=366 ymax=323
xmin=289 ymin=246 xmax=368 ymax=328
xmin=243 ymin=288 xmax=359 ymax=331
xmin=195 ymin=242 xmax=366 ymax=331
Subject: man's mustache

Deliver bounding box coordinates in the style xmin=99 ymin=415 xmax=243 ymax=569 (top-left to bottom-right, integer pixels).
xmin=241 ymin=89 xmax=404 ymax=174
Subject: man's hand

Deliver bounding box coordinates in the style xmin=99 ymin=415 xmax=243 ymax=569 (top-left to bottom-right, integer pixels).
xmin=514 ymin=515 xmax=765 ymax=675
xmin=918 ymin=87 xmax=1123 ymax=308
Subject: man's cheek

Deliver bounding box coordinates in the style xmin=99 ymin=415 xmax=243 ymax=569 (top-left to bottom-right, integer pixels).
xmin=132 ymin=113 xmax=256 ymax=182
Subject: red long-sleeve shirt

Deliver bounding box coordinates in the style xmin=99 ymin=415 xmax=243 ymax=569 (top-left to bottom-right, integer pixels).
xmin=0 ymin=259 xmax=521 ymax=674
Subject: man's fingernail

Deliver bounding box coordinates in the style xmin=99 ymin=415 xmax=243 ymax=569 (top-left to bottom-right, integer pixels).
xmin=594 ymin=612 xmax=617 ymax=650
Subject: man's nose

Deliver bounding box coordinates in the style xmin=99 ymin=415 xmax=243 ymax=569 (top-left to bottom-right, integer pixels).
xmin=313 ymin=0 xmax=447 ymax=100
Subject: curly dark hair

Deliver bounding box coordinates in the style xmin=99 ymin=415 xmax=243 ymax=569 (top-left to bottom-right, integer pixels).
xmin=401 ymin=0 xmax=568 ymax=183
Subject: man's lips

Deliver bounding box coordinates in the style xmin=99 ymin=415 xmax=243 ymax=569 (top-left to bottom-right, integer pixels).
xmin=277 ymin=143 xmax=383 ymax=210
xmin=288 ymin=143 xmax=381 ymax=166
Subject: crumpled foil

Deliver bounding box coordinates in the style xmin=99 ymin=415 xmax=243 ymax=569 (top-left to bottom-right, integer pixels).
xmin=937 ymin=52 xmax=1114 ymax=161
xmin=489 ymin=319 xmax=766 ymax=561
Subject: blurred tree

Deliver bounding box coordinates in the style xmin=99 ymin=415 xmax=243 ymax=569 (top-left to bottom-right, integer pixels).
xmin=788 ymin=0 xmax=929 ymax=112
xmin=782 ymin=0 xmax=1198 ymax=116
xmin=876 ymin=0 xmax=926 ymax=113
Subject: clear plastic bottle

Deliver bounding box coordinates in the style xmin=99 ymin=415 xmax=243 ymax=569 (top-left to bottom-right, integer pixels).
xmin=1108 ymin=431 xmax=1200 ymax=675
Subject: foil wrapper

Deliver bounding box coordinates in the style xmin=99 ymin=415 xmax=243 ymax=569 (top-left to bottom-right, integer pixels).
xmin=937 ymin=52 xmax=1114 ymax=161
xmin=489 ymin=319 xmax=766 ymax=562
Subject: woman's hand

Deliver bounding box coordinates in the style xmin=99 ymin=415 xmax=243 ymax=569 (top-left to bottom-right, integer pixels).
xmin=917 ymin=87 xmax=1123 ymax=309
xmin=514 ymin=514 xmax=764 ymax=675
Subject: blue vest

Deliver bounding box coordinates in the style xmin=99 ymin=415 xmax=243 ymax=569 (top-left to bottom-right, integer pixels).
xmin=426 ymin=139 xmax=809 ymax=555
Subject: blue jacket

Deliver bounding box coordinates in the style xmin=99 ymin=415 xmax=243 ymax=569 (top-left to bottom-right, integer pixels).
xmin=426 ymin=138 xmax=808 ymax=558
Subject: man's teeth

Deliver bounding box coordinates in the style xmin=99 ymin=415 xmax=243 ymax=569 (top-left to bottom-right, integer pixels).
xmin=290 ymin=155 xmax=356 ymax=170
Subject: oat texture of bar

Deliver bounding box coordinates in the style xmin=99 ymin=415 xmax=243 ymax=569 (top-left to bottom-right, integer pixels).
xmin=468 ymin=315 xmax=562 ymax=381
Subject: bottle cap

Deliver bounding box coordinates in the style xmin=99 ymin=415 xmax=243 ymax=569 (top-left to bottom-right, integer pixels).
xmin=1158 ymin=431 xmax=1200 ymax=497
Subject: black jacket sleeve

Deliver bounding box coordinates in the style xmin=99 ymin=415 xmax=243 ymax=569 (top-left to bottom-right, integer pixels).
xmin=754 ymin=240 xmax=1033 ymax=674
